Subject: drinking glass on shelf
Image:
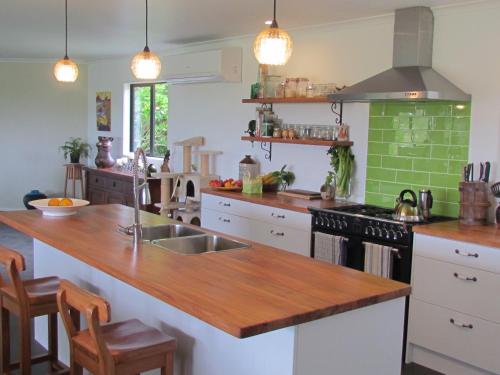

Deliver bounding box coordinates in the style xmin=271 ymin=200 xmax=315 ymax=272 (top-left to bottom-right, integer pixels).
xmin=311 ymin=126 xmax=322 ymax=139
xmin=303 ymin=126 xmax=312 ymax=139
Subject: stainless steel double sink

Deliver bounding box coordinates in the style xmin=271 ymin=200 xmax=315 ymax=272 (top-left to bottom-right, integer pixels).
xmin=141 ymin=224 xmax=249 ymax=255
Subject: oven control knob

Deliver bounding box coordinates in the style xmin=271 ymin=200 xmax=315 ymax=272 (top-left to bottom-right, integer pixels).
xmin=336 ymin=220 xmax=342 ymax=229
xmin=324 ymin=217 xmax=331 ymax=228
xmin=381 ymin=228 xmax=389 ymax=239
xmin=341 ymin=220 xmax=348 ymax=229
xmin=376 ymin=227 xmax=383 ymax=237
xmin=395 ymin=230 xmax=404 ymax=239
xmin=366 ymin=226 xmax=374 ymax=236
xmin=389 ymin=230 xmax=397 ymax=240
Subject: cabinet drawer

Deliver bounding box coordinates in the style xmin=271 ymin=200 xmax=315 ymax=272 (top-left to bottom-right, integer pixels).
xmin=201 ymin=209 xmax=252 ymax=240
xmin=414 ymin=234 xmax=500 ymax=274
xmin=201 ymin=194 xmax=248 ymax=216
xmin=89 ymin=174 xmax=107 ymax=189
xmin=412 ymin=255 xmax=500 ymax=323
xmin=408 ymin=299 xmax=500 ymax=374
xmin=201 ymin=193 xmax=311 ymax=231
xmin=249 ymin=220 xmax=310 ymax=257
xmin=251 ymin=204 xmax=311 ymax=231
xmin=105 ymin=178 xmax=127 ymax=193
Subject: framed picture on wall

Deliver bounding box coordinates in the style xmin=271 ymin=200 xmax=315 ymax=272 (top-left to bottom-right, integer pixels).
xmin=96 ymin=91 xmax=111 ymax=131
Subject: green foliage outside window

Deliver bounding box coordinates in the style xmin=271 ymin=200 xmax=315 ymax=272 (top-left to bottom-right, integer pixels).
xmin=132 ymin=83 xmax=168 ymax=157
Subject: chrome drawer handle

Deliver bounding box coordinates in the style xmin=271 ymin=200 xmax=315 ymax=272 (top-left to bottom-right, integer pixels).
xmin=270 ymin=230 xmax=285 ymax=237
xmin=454 ymin=249 xmax=479 ymax=258
xmin=453 ymin=272 xmax=477 ymax=282
xmin=449 ymin=318 xmax=473 ymax=329
xmin=271 ymin=213 xmax=286 ymax=219
xmin=218 ymin=202 xmax=231 ymax=207
xmin=218 ymin=217 xmax=230 ymax=223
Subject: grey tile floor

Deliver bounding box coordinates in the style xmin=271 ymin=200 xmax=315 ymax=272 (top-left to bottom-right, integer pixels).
xmin=0 ymin=223 xmax=442 ymax=375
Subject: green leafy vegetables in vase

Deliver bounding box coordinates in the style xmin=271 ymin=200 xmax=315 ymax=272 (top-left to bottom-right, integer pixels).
xmin=326 ymin=146 xmax=354 ymax=198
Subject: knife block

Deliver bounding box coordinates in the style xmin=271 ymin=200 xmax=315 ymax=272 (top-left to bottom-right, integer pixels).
xmin=459 ymin=181 xmax=491 ymax=226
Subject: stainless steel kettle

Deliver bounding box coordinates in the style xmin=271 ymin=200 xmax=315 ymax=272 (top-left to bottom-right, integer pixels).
xmin=418 ymin=189 xmax=433 ymax=220
xmin=393 ymin=189 xmax=423 ymax=222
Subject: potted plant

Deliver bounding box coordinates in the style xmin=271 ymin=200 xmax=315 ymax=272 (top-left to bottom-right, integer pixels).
xmin=59 ymin=137 xmax=92 ymax=164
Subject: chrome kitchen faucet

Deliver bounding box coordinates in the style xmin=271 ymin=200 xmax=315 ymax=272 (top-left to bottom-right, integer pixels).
xmin=118 ymin=147 xmax=152 ymax=251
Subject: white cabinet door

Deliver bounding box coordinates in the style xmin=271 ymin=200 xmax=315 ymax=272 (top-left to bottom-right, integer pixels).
xmin=408 ymin=299 xmax=500 ymax=374
xmin=412 ymin=255 xmax=500 ymax=323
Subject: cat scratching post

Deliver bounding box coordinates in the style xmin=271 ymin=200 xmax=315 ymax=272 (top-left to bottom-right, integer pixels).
xmin=193 ymin=151 xmax=222 ymax=177
xmin=173 ymin=137 xmax=205 ymax=174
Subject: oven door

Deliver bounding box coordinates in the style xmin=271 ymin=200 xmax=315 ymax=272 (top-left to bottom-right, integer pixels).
xmin=312 ymin=230 xmax=412 ymax=284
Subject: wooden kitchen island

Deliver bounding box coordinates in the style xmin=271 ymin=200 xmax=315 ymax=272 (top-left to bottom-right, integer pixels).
xmin=0 ymin=205 xmax=410 ymax=375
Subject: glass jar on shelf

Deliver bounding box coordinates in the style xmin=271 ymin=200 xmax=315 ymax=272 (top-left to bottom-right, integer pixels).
xmin=263 ymin=75 xmax=282 ymax=98
xmin=306 ymin=84 xmax=314 ymax=98
xmin=311 ymin=126 xmax=322 ymax=139
xmin=296 ymin=78 xmax=310 ymax=97
xmin=284 ymin=78 xmax=298 ymax=98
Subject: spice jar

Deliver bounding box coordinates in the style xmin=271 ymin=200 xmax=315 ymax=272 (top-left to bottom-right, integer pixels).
xmin=273 ymin=128 xmax=282 ymax=138
xmin=282 ymin=129 xmax=289 ymax=139
xmin=288 ymin=128 xmax=296 ymax=139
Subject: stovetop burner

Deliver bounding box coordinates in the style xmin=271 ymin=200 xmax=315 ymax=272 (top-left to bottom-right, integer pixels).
xmin=320 ymin=204 xmax=452 ymax=224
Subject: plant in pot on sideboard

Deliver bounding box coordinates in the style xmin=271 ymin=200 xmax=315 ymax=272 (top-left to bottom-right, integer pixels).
xmin=59 ymin=137 xmax=92 ymax=164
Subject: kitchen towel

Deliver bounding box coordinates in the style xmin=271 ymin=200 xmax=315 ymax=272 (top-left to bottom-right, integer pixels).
xmin=363 ymin=242 xmax=394 ymax=279
xmin=314 ymin=232 xmax=347 ymax=265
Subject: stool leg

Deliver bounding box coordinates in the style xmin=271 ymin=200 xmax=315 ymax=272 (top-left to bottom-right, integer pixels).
xmin=48 ymin=313 xmax=58 ymax=368
xmin=1 ymin=307 xmax=10 ymax=374
xmin=72 ymin=176 xmax=76 ymax=199
xmin=162 ymin=352 xmax=174 ymax=375
xmin=19 ymin=316 xmax=31 ymax=375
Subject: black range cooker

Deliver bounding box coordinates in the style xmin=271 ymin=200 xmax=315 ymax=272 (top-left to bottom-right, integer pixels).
xmin=309 ymin=204 xmax=453 ymax=284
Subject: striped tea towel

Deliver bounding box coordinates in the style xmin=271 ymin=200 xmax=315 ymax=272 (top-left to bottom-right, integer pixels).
xmin=314 ymin=232 xmax=347 ymax=265
xmin=363 ymin=242 xmax=394 ymax=279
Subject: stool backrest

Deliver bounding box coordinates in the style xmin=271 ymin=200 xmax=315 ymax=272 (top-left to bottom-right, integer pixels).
xmin=57 ymin=279 xmax=112 ymax=374
xmin=0 ymin=246 xmax=28 ymax=308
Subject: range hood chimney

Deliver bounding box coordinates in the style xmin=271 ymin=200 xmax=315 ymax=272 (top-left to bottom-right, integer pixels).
xmin=329 ymin=7 xmax=471 ymax=102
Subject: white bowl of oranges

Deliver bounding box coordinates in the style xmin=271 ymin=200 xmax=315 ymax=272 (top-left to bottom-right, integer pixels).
xmin=29 ymin=198 xmax=90 ymax=217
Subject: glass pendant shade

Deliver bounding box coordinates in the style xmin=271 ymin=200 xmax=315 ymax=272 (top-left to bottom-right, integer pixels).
xmin=131 ymin=47 xmax=162 ymax=80
xmin=254 ymin=26 xmax=293 ymax=65
xmin=54 ymin=56 xmax=79 ymax=82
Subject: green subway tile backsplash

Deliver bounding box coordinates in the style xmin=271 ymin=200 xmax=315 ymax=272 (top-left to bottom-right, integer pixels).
xmin=366 ymin=101 xmax=470 ymax=217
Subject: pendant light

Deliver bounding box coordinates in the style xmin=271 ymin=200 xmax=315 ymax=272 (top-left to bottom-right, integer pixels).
xmin=53 ymin=0 xmax=79 ymax=83
xmin=131 ymin=0 xmax=161 ymax=80
xmin=253 ymin=0 xmax=293 ymax=66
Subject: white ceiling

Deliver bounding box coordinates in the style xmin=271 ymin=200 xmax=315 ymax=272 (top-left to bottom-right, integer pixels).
xmin=0 ymin=0 xmax=469 ymax=61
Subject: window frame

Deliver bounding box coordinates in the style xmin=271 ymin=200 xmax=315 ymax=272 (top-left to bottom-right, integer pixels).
xmin=129 ymin=82 xmax=167 ymax=157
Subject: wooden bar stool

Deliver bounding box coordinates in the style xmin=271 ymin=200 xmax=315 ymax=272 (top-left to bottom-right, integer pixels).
xmin=64 ymin=164 xmax=85 ymax=199
xmin=0 ymin=245 xmax=66 ymax=375
xmin=57 ymin=280 xmax=176 ymax=375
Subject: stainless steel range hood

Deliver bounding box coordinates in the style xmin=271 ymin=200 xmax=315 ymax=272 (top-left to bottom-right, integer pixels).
xmin=329 ymin=7 xmax=471 ymax=102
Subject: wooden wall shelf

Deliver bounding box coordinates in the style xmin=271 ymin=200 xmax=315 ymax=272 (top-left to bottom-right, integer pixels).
xmin=241 ymin=136 xmax=352 ymax=147
xmin=242 ymin=97 xmax=330 ymax=104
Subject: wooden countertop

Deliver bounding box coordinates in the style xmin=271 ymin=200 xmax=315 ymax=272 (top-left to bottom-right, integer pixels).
xmin=200 ymin=189 xmax=356 ymax=214
xmin=0 ymin=205 xmax=410 ymax=338
xmin=413 ymin=220 xmax=500 ymax=248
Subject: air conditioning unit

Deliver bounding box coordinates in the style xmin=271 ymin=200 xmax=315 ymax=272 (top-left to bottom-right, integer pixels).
xmin=163 ymin=47 xmax=242 ymax=84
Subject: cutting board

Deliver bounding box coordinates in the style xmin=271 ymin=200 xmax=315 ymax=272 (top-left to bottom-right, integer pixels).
xmin=277 ymin=189 xmax=322 ymax=200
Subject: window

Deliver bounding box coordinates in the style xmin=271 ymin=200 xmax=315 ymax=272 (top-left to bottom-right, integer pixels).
xmin=130 ymin=82 xmax=169 ymax=157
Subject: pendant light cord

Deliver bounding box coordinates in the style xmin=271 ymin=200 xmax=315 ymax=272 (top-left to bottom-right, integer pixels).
xmin=145 ymin=0 xmax=149 ymax=48
xmin=65 ymin=0 xmax=68 ymax=58
xmin=271 ymin=0 xmax=278 ymax=28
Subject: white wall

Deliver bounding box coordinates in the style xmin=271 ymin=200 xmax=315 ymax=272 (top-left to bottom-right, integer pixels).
xmin=86 ymin=1 xmax=500 ymax=205
xmin=0 ymin=62 xmax=88 ymax=210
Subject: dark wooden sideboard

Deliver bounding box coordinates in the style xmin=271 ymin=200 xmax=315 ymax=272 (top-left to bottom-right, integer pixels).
xmin=83 ymin=167 xmax=161 ymax=214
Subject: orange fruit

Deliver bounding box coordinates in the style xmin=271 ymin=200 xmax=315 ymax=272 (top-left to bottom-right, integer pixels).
xmin=48 ymin=198 xmax=60 ymax=206
xmin=59 ymin=198 xmax=74 ymax=206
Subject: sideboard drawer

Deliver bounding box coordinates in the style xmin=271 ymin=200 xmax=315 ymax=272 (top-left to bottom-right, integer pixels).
xmin=105 ymin=178 xmax=126 ymax=193
xmin=408 ymin=299 xmax=500 ymax=374
xmin=412 ymin=255 xmax=500 ymax=323
xmin=89 ymin=174 xmax=107 ymax=189
xmin=414 ymin=234 xmax=500 ymax=274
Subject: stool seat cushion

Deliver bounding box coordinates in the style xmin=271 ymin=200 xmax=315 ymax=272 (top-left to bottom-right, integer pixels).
xmin=73 ymin=318 xmax=176 ymax=364
xmin=0 ymin=276 xmax=60 ymax=305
